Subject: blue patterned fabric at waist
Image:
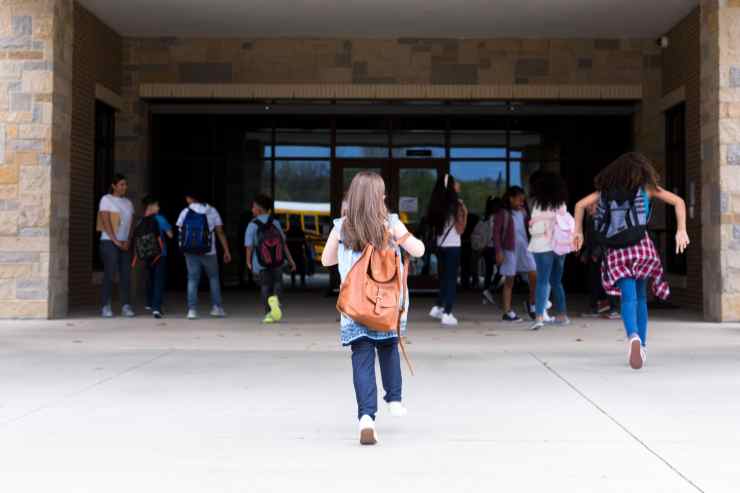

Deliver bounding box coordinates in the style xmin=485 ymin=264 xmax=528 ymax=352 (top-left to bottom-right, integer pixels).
xmin=340 ymin=314 xmax=407 ymax=346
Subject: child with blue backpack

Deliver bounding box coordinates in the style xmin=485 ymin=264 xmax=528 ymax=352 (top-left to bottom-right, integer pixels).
xmin=176 ymin=192 xmax=232 ymax=320
xmin=574 ymin=153 xmax=689 ymax=370
xmin=245 ymin=194 xmax=297 ymax=323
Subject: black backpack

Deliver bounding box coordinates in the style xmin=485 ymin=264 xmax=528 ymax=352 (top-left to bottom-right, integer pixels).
xmin=593 ymin=188 xmax=650 ymax=248
xmin=254 ymin=217 xmax=286 ymax=269
xmin=133 ymin=216 xmax=163 ymax=265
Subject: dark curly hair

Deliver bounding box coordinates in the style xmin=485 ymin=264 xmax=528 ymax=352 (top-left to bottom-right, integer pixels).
xmin=594 ymin=152 xmax=660 ymax=192
xmin=427 ymin=174 xmax=460 ymax=233
xmin=502 ymin=186 xmax=525 ymax=211
xmin=530 ymin=172 xmax=568 ymax=211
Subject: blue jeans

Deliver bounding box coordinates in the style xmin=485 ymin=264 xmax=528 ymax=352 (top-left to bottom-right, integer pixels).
xmin=618 ymin=277 xmax=648 ymax=346
xmin=436 ymin=247 xmax=461 ymax=314
xmin=146 ymin=259 xmax=167 ymax=312
xmin=184 ymin=254 xmax=222 ymax=309
xmin=533 ymin=251 xmax=566 ymax=316
xmin=100 ymin=240 xmax=131 ymax=307
xmin=351 ymin=338 xmax=402 ymax=420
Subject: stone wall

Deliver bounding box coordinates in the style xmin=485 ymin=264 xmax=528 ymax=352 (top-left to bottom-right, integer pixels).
xmin=700 ymin=0 xmax=740 ymax=321
xmin=0 ymin=0 xmax=73 ymax=318
xmin=68 ymin=2 xmax=122 ymax=307
xmin=122 ymin=38 xmax=659 ymax=86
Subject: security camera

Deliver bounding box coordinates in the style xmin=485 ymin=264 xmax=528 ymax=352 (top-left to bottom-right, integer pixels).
xmin=657 ymin=36 xmax=669 ymax=49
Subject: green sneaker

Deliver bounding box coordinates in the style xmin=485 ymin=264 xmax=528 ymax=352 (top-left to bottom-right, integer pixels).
xmin=268 ymin=295 xmax=282 ymax=322
xmin=262 ymin=313 xmax=275 ymax=324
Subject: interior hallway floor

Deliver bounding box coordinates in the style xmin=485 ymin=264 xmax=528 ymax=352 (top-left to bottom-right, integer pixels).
xmin=1 ymin=292 xmax=737 ymax=493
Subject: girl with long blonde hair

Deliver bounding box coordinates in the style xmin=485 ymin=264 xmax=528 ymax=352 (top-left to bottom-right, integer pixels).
xmin=322 ymin=171 xmax=425 ymax=445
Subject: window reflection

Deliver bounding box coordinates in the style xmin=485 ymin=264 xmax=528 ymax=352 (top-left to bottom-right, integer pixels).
xmin=450 ymin=161 xmax=507 ymax=216
xmin=274 ymin=160 xmax=330 ymax=203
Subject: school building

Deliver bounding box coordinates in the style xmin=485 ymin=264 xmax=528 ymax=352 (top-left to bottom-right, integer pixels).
xmin=1 ymin=0 xmax=739 ymax=320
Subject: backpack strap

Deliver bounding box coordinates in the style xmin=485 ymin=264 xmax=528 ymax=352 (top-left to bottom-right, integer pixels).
xmin=396 ymin=253 xmax=414 ymax=376
xmin=437 ymin=223 xmax=455 ymax=247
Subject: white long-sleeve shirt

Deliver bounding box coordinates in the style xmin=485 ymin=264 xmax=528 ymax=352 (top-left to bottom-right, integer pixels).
xmin=322 ymin=218 xmax=425 ymax=266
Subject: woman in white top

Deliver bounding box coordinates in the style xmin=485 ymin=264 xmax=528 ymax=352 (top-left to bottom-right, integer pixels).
xmin=528 ymin=172 xmax=570 ymax=330
xmin=426 ymin=174 xmax=468 ymax=326
xmin=98 ymin=174 xmax=136 ymax=318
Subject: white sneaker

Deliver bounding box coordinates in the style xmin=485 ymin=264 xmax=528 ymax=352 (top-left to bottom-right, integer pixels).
xmin=641 ymin=347 xmax=648 ymax=366
xmin=210 ymin=305 xmax=226 ymax=317
xmin=388 ymin=401 xmax=408 ymax=417
xmin=101 ymin=305 xmax=113 ymax=318
xmin=441 ymin=313 xmax=458 ymax=326
xmin=121 ymin=305 xmax=135 ymax=318
xmin=530 ymin=319 xmax=545 ymax=331
xmin=628 ymin=335 xmax=644 ymax=370
xmin=358 ymin=415 xmax=377 ymax=445
xmin=429 ymin=306 xmax=444 ymax=320
xmin=187 ymin=309 xmax=198 ymax=320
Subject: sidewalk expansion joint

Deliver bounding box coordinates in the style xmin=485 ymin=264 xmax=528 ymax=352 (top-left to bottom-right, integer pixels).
xmin=528 ymin=352 xmax=704 ymax=493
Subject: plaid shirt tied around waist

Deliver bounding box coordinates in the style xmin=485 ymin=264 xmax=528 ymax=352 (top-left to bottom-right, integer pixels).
xmin=601 ymin=234 xmax=670 ymax=300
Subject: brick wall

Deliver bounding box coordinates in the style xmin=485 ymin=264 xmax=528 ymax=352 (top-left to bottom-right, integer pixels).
xmin=68 ymin=2 xmax=122 ymax=307
xmin=661 ymin=8 xmax=703 ymax=310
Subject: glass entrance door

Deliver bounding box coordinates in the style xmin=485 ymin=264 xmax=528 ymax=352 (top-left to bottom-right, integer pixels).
xmin=332 ymin=159 xmax=446 ymax=289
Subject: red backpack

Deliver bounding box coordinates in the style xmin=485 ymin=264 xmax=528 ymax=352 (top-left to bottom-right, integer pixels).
xmin=254 ymin=217 xmax=286 ymax=269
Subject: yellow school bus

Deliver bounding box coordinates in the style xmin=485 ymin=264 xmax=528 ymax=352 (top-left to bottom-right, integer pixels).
xmin=274 ymin=201 xmax=331 ymax=259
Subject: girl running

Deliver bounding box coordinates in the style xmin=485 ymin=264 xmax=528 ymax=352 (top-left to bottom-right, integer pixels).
xmin=322 ymin=172 xmax=425 ymax=445
xmin=427 ymin=174 xmax=468 ymax=326
xmin=574 ymin=152 xmax=689 ymax=369
xmin=528 ymin=172 xmax=570 ymax=330
xmin=495 ymin=186 xmax=537 ymax=322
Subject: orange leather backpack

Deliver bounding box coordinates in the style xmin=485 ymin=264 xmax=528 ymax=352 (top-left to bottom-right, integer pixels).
xmin=337 ymin=232 xmax=414 ymax=374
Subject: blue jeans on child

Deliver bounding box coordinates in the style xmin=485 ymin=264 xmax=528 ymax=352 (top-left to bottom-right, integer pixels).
xmin=184 ymin=254 xmax=223 ymax=309
xmin=436 ymin=247 xmax=461 ymax=314
xmin=533 ymin=251 xmax=566 ymax=316
xmin=350 ymin=337 xmax=402 ymax=420
xmin=618 ymin=277 xmax=648 ymax=346
xmin=146 ymin=260 xmax=167 ymax=312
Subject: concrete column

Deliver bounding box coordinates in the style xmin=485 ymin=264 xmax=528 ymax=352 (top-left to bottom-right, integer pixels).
xmin=0 ymin=0 xmax=73 ymax=318
xmin=701 ymin=0 xmax=740 ymax=321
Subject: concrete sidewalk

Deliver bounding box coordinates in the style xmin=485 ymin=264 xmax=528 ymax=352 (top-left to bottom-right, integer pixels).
xmin=0 ymin=293 xmax=738 ymax=493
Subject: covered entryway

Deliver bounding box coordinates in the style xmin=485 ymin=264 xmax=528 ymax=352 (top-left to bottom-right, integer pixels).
xmin=147 ymin=101 xmax=633 ymax=296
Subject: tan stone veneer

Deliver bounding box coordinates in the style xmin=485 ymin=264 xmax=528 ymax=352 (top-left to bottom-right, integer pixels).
xmin=0 ymin=0 xmax=72 ymax=318
xmin=700 ymin=0 xmax=740 ymax=321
